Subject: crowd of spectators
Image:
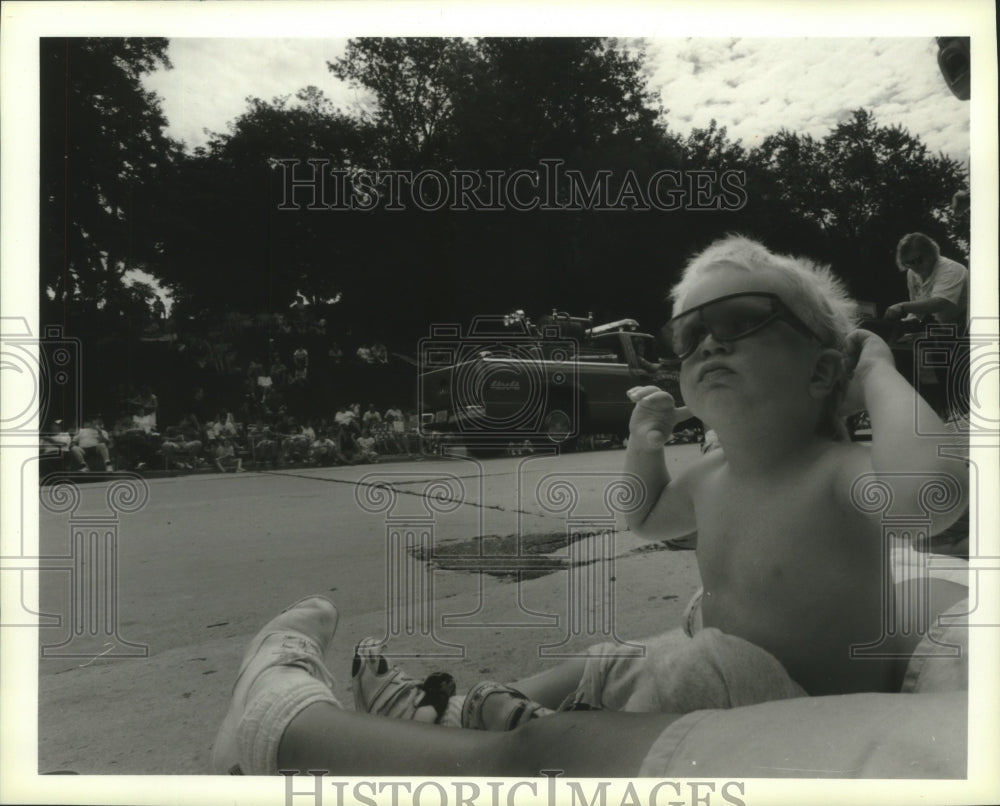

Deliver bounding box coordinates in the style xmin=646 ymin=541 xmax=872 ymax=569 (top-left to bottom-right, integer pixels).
xmin=38 ymin=302 xmax=629 ymax=478
xmin=38 ymin=300 xmax=436 ymax=477
xmin=41 ymin=396 xmax=430 ymax=476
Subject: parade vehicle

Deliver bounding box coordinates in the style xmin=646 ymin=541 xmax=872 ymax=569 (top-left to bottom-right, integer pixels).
xmin=418 ymin=309 xmax=684 ymax=447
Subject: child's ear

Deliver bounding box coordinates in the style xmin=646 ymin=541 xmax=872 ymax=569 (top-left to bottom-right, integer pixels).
xmin=809 ymin=349 xmax=846 ymax=399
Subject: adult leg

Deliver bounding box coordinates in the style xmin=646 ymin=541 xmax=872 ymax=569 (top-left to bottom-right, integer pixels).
xmin=215 ymin=595 xmax=678 ymax=777
xmin=278 ymin=701 xmax=676 ymax=777
xmin=94 ymin=443 xmax=113 ymax=469
xmin=69 ymin=445 xmax=88 ymax=471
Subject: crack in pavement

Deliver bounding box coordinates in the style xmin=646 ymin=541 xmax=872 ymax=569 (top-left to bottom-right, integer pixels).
xmin=256 ymin=469 xmax=549 ymax=518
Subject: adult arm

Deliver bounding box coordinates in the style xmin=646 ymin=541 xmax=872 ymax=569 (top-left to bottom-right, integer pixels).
xmin=885 ymin=296 xmax=957 ymax=320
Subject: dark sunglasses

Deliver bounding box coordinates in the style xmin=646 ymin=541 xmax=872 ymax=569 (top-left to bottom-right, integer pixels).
xmin=661 ymin=292 xmax=823 ymax=360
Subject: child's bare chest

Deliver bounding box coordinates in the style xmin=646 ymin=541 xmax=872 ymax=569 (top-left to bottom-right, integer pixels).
xmin=692 ymin=462 xmax=872 ymax=587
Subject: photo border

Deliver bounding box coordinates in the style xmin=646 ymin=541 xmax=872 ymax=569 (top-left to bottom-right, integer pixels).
xmin=2 ymin=1 xmax=997 ymax=804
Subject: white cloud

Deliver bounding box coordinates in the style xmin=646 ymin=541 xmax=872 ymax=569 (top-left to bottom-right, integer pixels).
xmin=143 ymin=37 xmax=969 ymax=164
xmin=647 ymin=37 xmax=968 ymax=164
xmin=144 ymin=39 xmax=353 ymax=150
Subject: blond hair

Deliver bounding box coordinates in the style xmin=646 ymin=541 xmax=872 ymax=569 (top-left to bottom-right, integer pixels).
xmin=670 ymin=235 xmax=859 ymax=439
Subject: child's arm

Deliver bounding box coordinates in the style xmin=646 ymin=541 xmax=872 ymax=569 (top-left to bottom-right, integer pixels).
xmin=623 ymin=386 xmax=698 ymax=541
xmin=840 ymin=330 xmax=968 ymax=533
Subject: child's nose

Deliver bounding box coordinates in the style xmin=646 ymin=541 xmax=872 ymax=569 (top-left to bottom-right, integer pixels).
xmin=698 ymin=332 xmax=732 ymax=356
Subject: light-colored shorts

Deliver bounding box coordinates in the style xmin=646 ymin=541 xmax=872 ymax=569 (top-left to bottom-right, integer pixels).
xmin=636 ymin=598 xmax=969 ymax=778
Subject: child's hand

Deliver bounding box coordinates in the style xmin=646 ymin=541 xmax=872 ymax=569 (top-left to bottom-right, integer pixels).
xmin=840 ymin=329 xmax=896 ymax=414
xmin=626 ymin=386 xmax=690 ymax=450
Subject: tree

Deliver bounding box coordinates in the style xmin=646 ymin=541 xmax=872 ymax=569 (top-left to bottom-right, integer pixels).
xmin=153 ymin=87 xmax=370 ymax=317
xmin=746 ymin=109 xmax=968 ymax=304
xmin=329 ymin=37 xmax=664 ymax=169
xmin=40 ymin=38 xmax=179 ymax=317
xmin=323 ymin=37 xmax=677 ymax=337
xmin=329 ymin=38 xmax=478 ymax=167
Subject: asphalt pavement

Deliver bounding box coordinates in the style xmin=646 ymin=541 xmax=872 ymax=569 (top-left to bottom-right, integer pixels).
xmin=35 ymin=446 xmax=703 ymax=774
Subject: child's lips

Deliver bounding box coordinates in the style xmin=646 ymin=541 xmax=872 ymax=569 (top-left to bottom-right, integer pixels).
xmin=698 ymin=363 xmax=734 ymax=382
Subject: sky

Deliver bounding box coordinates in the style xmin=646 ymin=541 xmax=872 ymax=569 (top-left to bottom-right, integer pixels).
xmin=142 ymin=36 xmax=971 ymax=165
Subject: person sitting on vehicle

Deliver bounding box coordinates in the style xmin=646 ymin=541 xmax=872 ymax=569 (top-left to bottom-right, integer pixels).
xmin=884 ymin=232 xmax=970 ymax=417
xmin=886 ymin=232 xmax=969 ymax=330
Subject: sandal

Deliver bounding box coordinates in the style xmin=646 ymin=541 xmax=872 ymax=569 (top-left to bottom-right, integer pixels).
xmin=461 ymin=681 xmax=553 ymax=731
xmin=351 ymin=637 xmax=456 ymax=724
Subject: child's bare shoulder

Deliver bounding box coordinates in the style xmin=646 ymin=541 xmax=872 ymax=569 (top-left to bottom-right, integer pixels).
xmin=820 ymin=439 xmax=878 ymax=509
xmin=674 ymin=444 xmax=727 ymax=492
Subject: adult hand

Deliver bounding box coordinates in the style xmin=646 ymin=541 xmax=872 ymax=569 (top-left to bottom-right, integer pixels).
xmin=884 ymin=303 xmax=905 ymax=321
xmin=626 ymin=386 xmax=691 ymax=450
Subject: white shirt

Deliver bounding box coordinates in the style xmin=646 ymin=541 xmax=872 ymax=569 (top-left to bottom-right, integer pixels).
xmin=906 ymin=255 xmax=969 ymax=326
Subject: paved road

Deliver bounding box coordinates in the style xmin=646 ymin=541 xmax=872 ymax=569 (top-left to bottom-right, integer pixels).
xmin=35 ymin=446 xmax=702 ymax=774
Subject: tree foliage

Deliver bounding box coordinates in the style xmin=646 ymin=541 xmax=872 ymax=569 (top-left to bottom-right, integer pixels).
xmin=746 ymin=109 xmax=968 ymax=301
xmin=153 ymin=87 xmax=369 ymax=317
xmin=43 ymin=35 xmax=971 ymax=398
xmin=40 ymin=37 xmax=178 ymax=319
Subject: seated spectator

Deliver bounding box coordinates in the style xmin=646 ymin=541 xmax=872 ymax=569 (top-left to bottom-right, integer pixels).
xmin=254 ymin=359 xmax=274 ymax=393
xmin=356 ymin=429 xmax=378 ymax=463
xmin=362 ymin=403 xmax=382 ymax=430
xmin=160 ymin=417 xmax=204 ymax=471
xmin=333 ymin=405 xmax=353 ymax=429
xmin=270 ymin=359 xmax=289 ymax=389
xmin=372 ymin=421 xmax=403 ymax=455
xmin=381 ymin=405 xmax=406 ymax=452
xmin=356 ymin=345 xmax=374 ymax=364
xmin=209 ymin=410 xmax=239 ymax=439
xmin=336 ymin=423 xmax=362 ymax=464
xmin=111 ymin=415 xmax=162 ymax=471
xmin=210 ymin=437 xmax=245 ymax=473
xmin=40 ymin=419 xmax=73 ymax=465
xmin=249 ymin=421 xmax=280 ymax=468
xmin=327 ymin=343 xmax=343 ymax=365
xmin=310 ymin=429 xmax=345 ymax=466
xmin=247 ymin=359 xmax=264 ymax=384
xmin=292 ymin=347 xmax=309 ymax=383
xmin=70 ymin=417 xmax=114 ymax=472
xmin=130 ymin=386 xmax=160 ymax=435
xmin=404 ymin=410 xmax=431 ymax=454
xmin=282 ymin=418 xmax=313 ymax=464
xmin=371 ymin=342 xmax=389 ymax=363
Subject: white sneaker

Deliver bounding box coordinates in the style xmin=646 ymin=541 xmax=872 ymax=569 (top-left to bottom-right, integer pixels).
xmin=210 ymin=596 xmax=339 ymax=774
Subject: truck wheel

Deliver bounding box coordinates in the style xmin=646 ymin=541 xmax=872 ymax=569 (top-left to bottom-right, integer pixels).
xmin=543 ymin=408 xmax=575 ymax=447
